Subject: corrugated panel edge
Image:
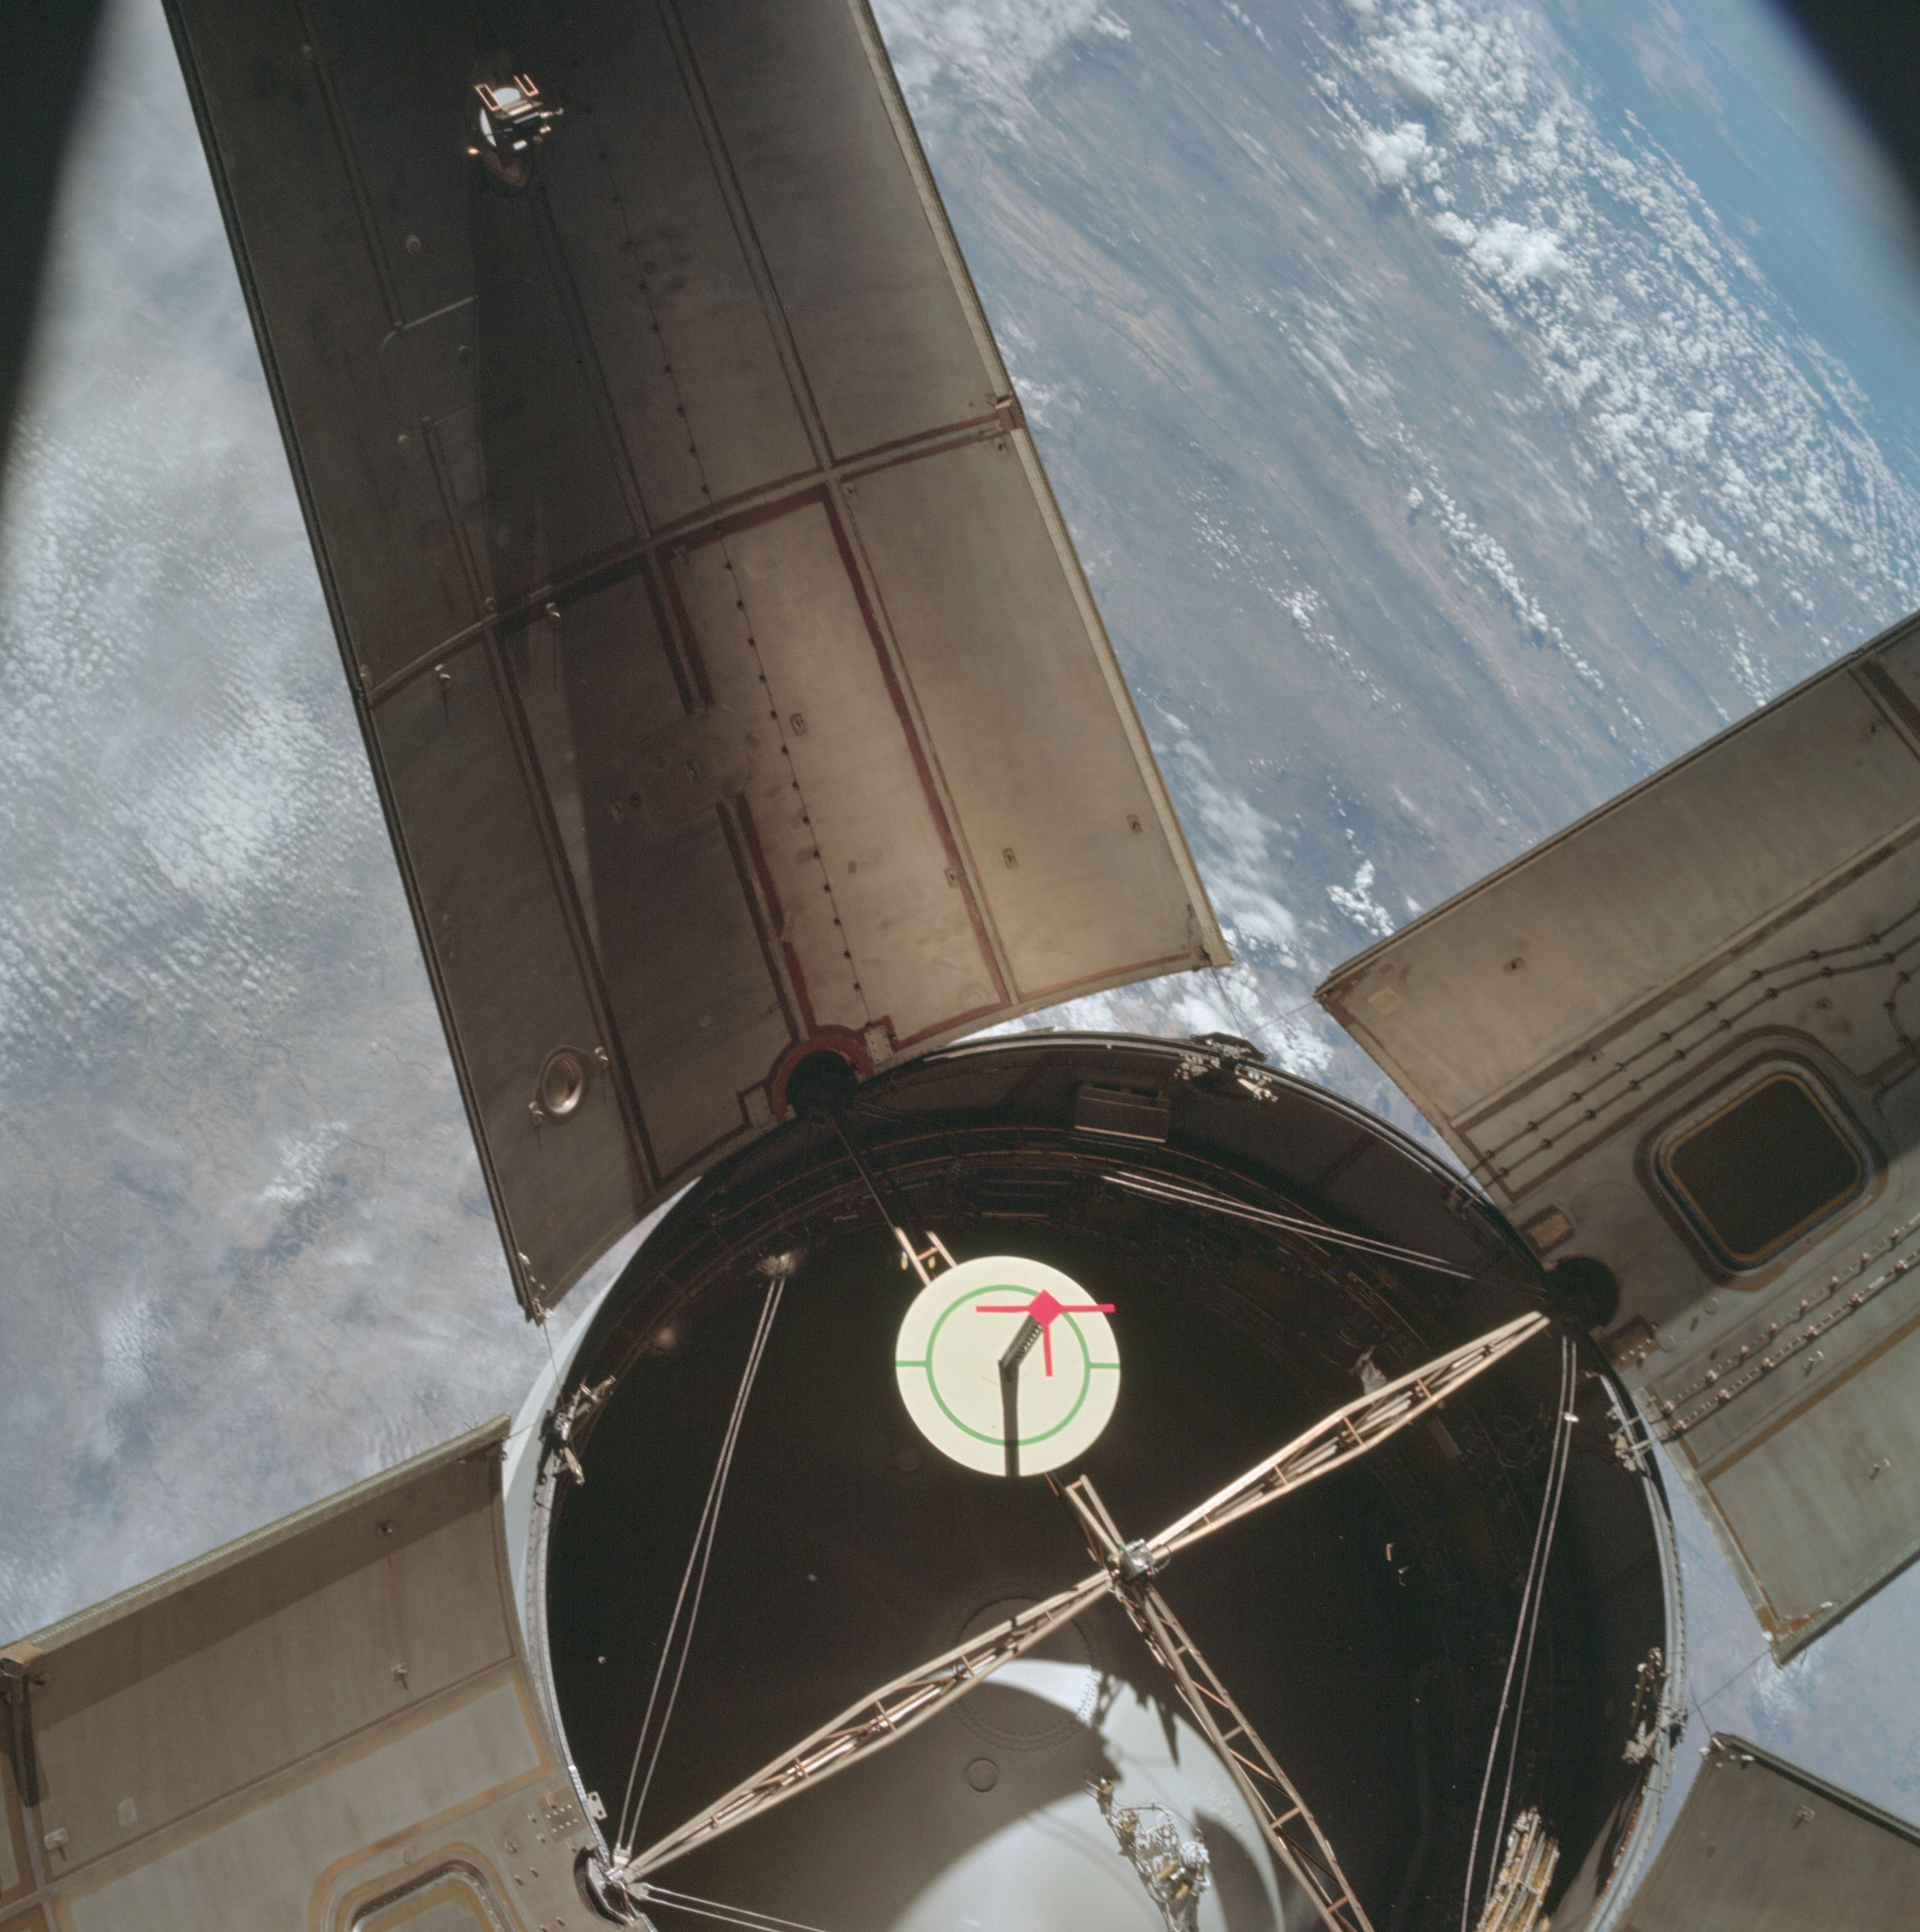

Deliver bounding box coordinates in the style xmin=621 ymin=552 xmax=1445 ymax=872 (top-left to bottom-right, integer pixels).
xmin=1316 ymin=606 xmax=1920 ymax=1014
xmin=16 ymin=1417 xmax=512 ymax=1655
xmin=840 ymin=0 xmax=1229 ymax=974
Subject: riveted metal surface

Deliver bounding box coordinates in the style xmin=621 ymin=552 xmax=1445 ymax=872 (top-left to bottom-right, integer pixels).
xmin=1319 ymin=611 xmax=1920 ymax=1657
xmin=161 ymin=0 xmax=1226 ymax=1315
xmin=0 ymin=1737 xmax=27 ymax=1908
xmin=9 ymin=1420 xmax=595 ymax=1932
xmin=1624 ymin=1735 xmax=1920 ymax=1931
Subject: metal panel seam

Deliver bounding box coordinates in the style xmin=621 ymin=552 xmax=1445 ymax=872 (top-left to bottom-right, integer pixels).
xmin=479 ymin=635 xmax=663 ymax=1216
xmin=1693 ymin=1294 xmax=1920 ymax=1480
xmin=526 ymin=183 xmax=658 ymax=542
xmin=651 ymin=0 xmax=834 ymax=474
xmin=45 ymin=1667 xmax=536 ymax=1907
xmin=1444 ymin=815 xmax=1920 ymax=1145
xmin=1316 ymin=606 xmax=1920 ymax=999
xmin=840 ymin=0 xmax=1227 ymax=966
xmin=21 ymin=1418 xmax=510 ymax=1654
xmin=813 ymin=489 xmax=1016 ymax=1005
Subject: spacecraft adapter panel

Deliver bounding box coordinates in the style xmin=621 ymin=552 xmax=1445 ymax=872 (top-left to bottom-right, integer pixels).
xmin=1320 ymin=612 xmax=1920 ymax=1664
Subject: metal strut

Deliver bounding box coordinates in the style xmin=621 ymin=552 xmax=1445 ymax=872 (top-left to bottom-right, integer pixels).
xmin=1148 ymin=1311 xmax=1548 ymax=1565
xmin=818 ymin=1102 xmax=952 ymax=1287
xmin=621 ymin=1573 xmax=1111 ymax=1877
xmin=617 ymin=1310 xmax=1550 ymax=1886
xmin=1102 ymin=1171 xmax=1478 ymax=1280
xmin=1064 ymin=1477 xmax=1373 ymax=1932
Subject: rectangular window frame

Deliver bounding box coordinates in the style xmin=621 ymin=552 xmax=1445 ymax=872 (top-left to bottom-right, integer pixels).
xmin=1651 ymin=1062 xmax=1872 ymax=1272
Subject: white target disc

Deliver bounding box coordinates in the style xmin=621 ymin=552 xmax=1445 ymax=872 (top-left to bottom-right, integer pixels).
xmin=894 ymin=1256 xmax=1121 ymax=1477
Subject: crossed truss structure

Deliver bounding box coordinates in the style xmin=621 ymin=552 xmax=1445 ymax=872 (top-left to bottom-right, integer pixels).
xmin=1063 ymin=1474 xmax=1371 ymax=1932
xmin=618 ymin=1309 xmax=1551 ymax=1932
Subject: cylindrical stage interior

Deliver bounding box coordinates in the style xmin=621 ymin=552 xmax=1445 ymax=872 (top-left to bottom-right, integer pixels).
xmin=539 ymin=1036 xmax=1677 ymax=1932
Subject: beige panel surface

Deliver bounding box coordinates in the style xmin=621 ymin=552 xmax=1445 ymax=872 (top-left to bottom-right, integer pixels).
xmin=10 ymin=1422 xmax=595 ymax=1932
xmin=31 ymin=1485 xmax=508 ymax=1861
xmin=1317 ymin=613 xmax=1920 ymax=1656
xmin=1324 ymin=657 xmax=1920 ymax=1124
xmin=681 ymin=0 xmax=994 ymax=460
xmin=536 ymin=10 xmax=819 ymax=526
xmin=676 ymin=500 xmax=1007 ymax=1046
xmin=58 ymin=1684 xmax=539 ymax=1932
xmin=378 ymin=641 xmax=645 ymax=1306
xmin=1701 ymin=1309 xmax=1920 ymax=1643
xmin=0 ymin=1764 xmax=20 ymax=1904
xmin=0 ymin=1699 xmax=29 ymax=1908
xmin=855 ymin=440 xmax=1202 ymax=1001
xmin=512 ymin=574 xmax=796 ymax=1177
xmin=166 ymin=0 xmax=1225 ymax=1314
xmin=1626 ymin=1736 xmax=1920 ymax=1931
xmin=27 ymin=1424 xmax=513 ymax=1867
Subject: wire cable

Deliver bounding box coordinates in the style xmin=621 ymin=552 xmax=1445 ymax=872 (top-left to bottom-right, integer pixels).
xmin=1207 ymin=964 xmax=1275 ymax=1058
xmin=1486 ymin=1335 xmax=1576 ymax=1902
xmin=1459 ymin=1332 xmax=1575 ymax=1932
xmin=1470 ymin=1331 xmax=1574 ymax=1920
xmin=1103 ymin=1170 xmax=1477 ymax=1278
xmin=620 ymin=1274 xmax=784 ymax=1851
xmin=639 ymin=1884 xmax=836 ymax=1932
xmin=615 ymin=1272 xmax=787 ymax=1855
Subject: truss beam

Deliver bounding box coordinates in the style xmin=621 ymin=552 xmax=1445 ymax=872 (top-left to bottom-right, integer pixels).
xmin=617 ymin=1310 xmax=1549 ymax=1884
xmin=1065 ymin=1475 xmax=1375 ymax=1932
xmin=1152 ymin=1312 xmax=1548 ymax=1561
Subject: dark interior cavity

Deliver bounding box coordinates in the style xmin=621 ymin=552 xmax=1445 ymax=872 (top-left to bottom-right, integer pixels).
xmin=542 ymin=1038 xmax=1675 ymax=1932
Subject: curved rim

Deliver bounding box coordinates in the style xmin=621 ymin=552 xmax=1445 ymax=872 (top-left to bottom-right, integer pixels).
xmin=506 ymin=1032 xmax=1683 ymax=1925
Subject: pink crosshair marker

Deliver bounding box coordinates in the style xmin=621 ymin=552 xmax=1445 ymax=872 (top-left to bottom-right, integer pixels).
xmin=974 ymin=1287 xmax=1116 ymax=1377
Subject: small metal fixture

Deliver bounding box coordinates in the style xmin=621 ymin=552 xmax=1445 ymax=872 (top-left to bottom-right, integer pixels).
xmin=541 ymin=1374 xmax=616 ymax=1491
xmin=533 ymin=1047 xmax=590 ymax=1123
xmin=576 ymin=1846 xmax=649 ymax=1925
xmin=1117 ymin=1538 xmax=1161 ymax=1582
xmin=1472 ymin=1807 xmax=1558 ymax=1932
xmin=1090 ymin=1779 xmax=1210 ymax=1932
xmin=469 ymin=74 xmax=562 ymax=190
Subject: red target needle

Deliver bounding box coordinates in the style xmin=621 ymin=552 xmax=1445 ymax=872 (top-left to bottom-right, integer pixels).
xmin=974 ymin=1287 xmax=1115 ymax=1376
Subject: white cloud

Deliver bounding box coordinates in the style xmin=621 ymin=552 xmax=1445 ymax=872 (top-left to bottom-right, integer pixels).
xmin=1361 ymin=120 xmax=1429 ymax=187
xmin=100 ymin=1290 xmax=163 ymax=1401
xmin=1327 ymin=858 xmax=1397 ymax=939
xmin=871 ymin=0 xmax=1131 ymax=115
xmin=137 ymin=693 xmax=326 ymax=908
xmin=1330 ymin=0 xmax=1920 ymax=617
xmin=1168 ymin=740 xmax=1303 ymax=963
xmin=1467 ymin=217 xmax=1564 ymax=288
xmin=257 ymin=1122 xmax=350 ymax=1210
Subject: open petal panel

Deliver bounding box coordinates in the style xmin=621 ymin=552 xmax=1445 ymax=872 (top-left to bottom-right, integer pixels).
xmin=1318 ymin=613 xmax=1920 ymax=1659
xmin=1625 ymin=1736 xmax=1920 ymax=1931
xmin=161 ymin=0 xmax=1226 ymax=1314
xmin=0 ymin=1420 xmax=602 ymax=1932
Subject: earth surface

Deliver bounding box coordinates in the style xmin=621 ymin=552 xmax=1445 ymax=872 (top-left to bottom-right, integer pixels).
xmin=5 ymin=0 xmax=1920 ymax=1896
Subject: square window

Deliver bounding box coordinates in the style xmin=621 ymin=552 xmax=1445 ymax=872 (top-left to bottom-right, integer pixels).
xmin=1656 ymin=1071 xmax=1864 ymax=1267
xmin=353 ymin=1870 xmax=505 ymax=1932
